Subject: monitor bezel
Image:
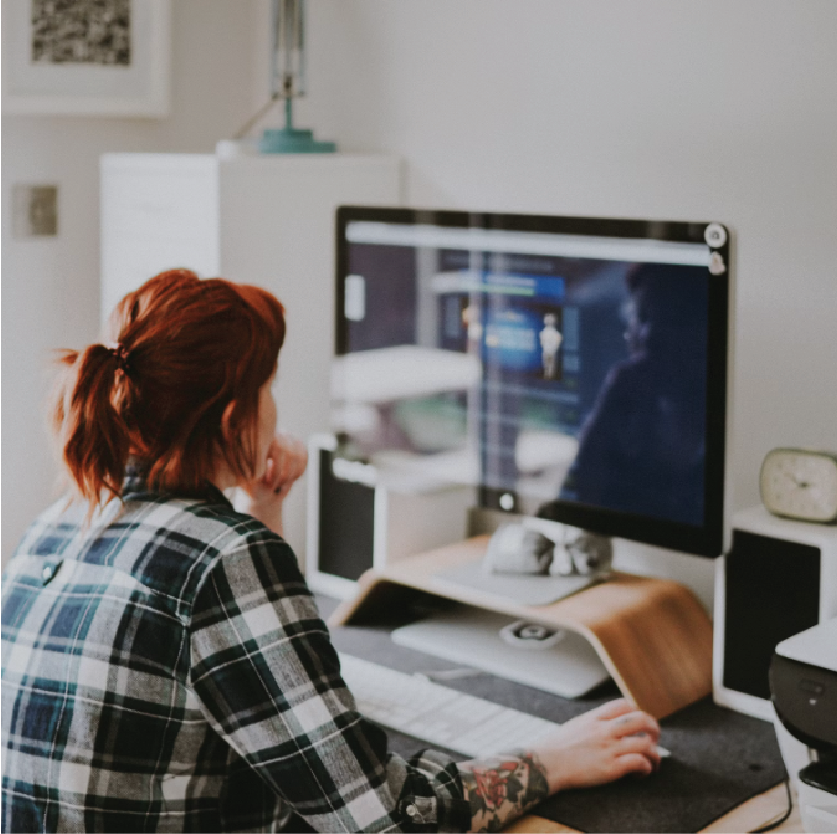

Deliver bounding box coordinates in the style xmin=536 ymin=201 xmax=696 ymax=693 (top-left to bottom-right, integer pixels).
xmin=335 ymin=205 xmax=731 ymax=558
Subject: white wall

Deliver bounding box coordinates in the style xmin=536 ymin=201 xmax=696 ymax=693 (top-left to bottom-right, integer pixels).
xmin=4 ymin=0 xmax=836 ymax=578
xmin=2 ymin=0 xmax=266 ymax=563
xmin=302 ymin=0 xmax=837 ymax=517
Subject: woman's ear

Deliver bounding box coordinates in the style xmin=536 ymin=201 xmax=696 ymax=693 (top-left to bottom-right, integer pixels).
xmin=221 ymin=400 xmax=236 ymax=447
xmin=213 ymin=401 xmax=244 ymax=491
xmin=218 ymin=399 xmax=259 ymax=484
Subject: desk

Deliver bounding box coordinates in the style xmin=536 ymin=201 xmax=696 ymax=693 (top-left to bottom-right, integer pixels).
xmin=322 ymin=582 xmax=799 ymax=833
xmin=506 ymin=785 xmax=802 ymax=833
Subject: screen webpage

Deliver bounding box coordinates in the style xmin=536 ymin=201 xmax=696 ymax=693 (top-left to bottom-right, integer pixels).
xmin=335 ymin=220 xmax=712 ymax=528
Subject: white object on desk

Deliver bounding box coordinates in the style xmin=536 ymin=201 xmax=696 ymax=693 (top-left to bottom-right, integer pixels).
xmin=771 ymin=620 xmax=837 ymax=833
xmin=338 ymin=652 xmax=562 ymax=757
xmin=390 ymin=606 xmax=610 ymax=698
xmin=434 ymin=557 xmax=598 ymax=607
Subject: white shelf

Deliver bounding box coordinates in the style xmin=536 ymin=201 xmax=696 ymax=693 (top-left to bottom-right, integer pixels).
xmin=100 ymin=152 xmax=403 ymax=562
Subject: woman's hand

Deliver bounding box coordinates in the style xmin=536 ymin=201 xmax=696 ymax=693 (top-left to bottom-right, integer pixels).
xmin=537 ymin=698 xmax=662 ymax=792
xmin=239 ymin=433 xmax=308 ymax=536
xmin=460 ymin=698 xmax=661 ymax=832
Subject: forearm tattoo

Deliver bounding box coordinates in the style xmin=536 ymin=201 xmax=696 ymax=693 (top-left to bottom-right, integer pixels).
xmin=459 ymin=752 xmax=550 ymax=833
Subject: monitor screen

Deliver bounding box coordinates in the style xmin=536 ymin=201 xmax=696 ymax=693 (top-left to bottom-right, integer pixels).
xmin=333 ymin=207 xmax=731 ymax=557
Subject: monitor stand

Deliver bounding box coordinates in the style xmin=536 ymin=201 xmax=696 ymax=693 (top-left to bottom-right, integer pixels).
xmin=390 ymin=528 xmax=612 ymax=698
xmin=390 ymin=604 xmax=611 ymax=698
xmin=328 ymin=534 xmax=714 ymax=719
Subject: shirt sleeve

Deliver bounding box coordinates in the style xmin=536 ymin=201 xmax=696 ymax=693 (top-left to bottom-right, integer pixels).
xmin=189 ymin=527 xmax=471 ymax=833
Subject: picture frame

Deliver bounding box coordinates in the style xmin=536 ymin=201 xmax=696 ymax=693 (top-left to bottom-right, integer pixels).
xmin=2 ymin=0 xmax=170 ymax=117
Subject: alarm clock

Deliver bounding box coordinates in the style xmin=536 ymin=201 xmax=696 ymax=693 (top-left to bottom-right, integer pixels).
xmin=759 ymin=448 xmax=837 ymax=524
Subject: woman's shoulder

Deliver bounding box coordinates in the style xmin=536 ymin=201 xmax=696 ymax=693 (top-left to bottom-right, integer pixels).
xmin=171 ymin=497 xmax=311 ymax=622
xmin=121 ymin=492 xmax=295 ymax=594
xmin=8 ymin=490 xmax=299 ymax=611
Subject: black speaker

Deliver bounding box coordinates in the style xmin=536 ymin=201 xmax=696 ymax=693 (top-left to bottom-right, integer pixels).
xmin=713 ymin=506 xmax=837 ymax=719
xmin=316 ymin=446 xmax=376 ymax=583
xmin=306 ymin=435 xmax=474 ymax=598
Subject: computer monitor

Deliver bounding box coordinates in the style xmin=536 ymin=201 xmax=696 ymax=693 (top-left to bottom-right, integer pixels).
xmin=333 ymin=206 xmax=732 ymax=562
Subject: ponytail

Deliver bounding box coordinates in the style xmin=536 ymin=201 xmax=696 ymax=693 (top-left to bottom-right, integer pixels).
xmin=52 ymin=344 xmax=133 ymax=506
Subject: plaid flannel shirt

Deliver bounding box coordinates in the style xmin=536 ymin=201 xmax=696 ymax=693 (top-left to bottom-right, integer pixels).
xmin=1 ymin=468 xmax=470 ymax=832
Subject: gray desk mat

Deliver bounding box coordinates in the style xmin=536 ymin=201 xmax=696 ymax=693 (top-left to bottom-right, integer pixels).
xmin=317 ymin=595 xmax=787 ymax=834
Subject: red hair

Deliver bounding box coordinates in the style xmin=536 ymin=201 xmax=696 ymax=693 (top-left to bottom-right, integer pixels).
xmin=52 ymin=268 xmax=286 ymax=506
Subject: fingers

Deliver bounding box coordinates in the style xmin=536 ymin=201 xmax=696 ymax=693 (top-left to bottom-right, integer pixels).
xmin=610 ymin=752 xmax=656 ymax=780
xmin=610 ymin=711 xmax=661 ymax=743
xmin=608 ymin=706 xmax=662 ymax=776
xmin=589 ymin=697 xmax=637 ymax=720
xmin=596 ymin=699 xmax=662 ymax=774
xmin=591 ymin=699 xmax=660 ymax=740
xmin=266 ymin=433 xmax=308 ymax=495
xmin=534 ymin=698 xmax=664 ymax=793
xmin=617 ymin=732 xmax=661 ymax=758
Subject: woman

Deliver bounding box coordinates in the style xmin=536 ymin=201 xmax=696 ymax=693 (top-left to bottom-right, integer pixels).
xmin=1 ymin=269 xmax=661 ymax=832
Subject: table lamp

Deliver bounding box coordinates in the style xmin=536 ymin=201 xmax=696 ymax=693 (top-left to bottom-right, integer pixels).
xmin=259 ymin=0 xmax=336 ymax=154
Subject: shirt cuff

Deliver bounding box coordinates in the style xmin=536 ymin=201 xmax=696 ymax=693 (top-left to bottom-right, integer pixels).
xmin=400 ymin=750 xmax=472 ymax=832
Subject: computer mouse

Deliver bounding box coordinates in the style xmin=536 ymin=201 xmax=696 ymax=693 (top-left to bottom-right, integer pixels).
xmin=482 ymin=523 xmax=554 ymax=575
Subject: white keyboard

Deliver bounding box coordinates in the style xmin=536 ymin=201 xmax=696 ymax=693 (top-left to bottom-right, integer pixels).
xmin=338 ymin=653 xmax=560 ymax=757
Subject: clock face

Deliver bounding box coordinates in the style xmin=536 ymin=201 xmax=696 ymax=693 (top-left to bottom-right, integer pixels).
xmin=760 ymin=449 xmax=837 ymax=523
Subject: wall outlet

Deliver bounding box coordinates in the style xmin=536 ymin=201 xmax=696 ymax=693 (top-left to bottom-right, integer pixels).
xmin=12 ymin=184 xmax=59 ymax=238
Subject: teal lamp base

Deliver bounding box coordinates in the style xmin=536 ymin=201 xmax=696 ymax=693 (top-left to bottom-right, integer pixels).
xmin=259 ymin=127 xmax=336 ymax=154
xmin=258 ymin=98 xmax=336 ymax=154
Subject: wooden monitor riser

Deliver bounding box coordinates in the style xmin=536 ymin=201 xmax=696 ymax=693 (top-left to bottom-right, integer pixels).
xmin=329 ymin=535 xmax=714 ymax=720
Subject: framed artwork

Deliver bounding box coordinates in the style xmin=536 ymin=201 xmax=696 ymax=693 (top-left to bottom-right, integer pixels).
xmin=2 ymin=0 xmax=170 ymax=117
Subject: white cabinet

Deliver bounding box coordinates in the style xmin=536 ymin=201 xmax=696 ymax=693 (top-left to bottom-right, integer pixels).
xmin=100 ymin=153 xmax=402 ymax=561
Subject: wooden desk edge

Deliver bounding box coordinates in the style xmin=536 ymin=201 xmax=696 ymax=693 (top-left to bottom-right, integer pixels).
xmin=506 ymin=781 xmax=801 ymax=833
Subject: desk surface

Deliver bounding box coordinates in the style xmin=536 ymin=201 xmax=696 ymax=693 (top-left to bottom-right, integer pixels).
xmin=320 ymin=593 xmax=802 ymax=834
xmin=507 ymin=782 xmax=802 ymax=832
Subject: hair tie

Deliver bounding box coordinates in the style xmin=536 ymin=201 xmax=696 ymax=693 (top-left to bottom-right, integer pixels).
xmin=106 ymin=342 xmax=132 ymax=375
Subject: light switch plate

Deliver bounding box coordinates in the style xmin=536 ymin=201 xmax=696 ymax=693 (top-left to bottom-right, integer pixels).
xmin=12 ymin=184 xmax=58 ymax=238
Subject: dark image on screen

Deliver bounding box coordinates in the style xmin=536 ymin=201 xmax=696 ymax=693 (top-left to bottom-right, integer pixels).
xmin=334 ymin=208 xmax=729 ymax=557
